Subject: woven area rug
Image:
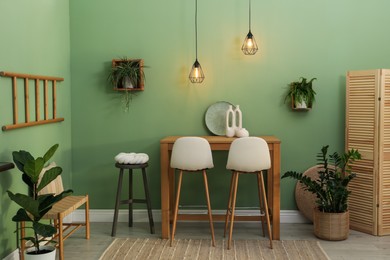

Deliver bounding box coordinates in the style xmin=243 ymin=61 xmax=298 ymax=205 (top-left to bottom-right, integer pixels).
xmin=99 ymin=238 xmax=330 ymax=260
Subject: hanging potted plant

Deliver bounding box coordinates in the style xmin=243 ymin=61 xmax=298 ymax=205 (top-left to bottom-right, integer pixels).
xmin=284 ymin=77 xmax=317 ymax=109
xmin=282 ymin=145 xmax=361 ymax=240
xmin=7 ymin=144 xmax=72 ymax=259
xmin=108 ymin=58 xmax=146 ymax=112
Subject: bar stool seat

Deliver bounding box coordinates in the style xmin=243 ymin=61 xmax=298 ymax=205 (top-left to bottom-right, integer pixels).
xmin=111 ymin=162 xmax=155 ymax=236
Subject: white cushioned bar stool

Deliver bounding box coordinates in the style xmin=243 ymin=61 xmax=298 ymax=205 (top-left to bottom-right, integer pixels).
xmin=170 ymin=137 xmax=215 ymax=247
xmin=111 ymin=152 xmax=154 ymax=236
xmin=224 ymin=137 xmax=273 ymax=249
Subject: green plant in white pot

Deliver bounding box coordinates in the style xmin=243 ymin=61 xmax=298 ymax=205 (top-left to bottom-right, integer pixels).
xmin=282 ymin=145 xmax=361 ymax=240
xmin=284 ymin=77 xmax=317 ymax=109
xmin=7 ymin=144 xmax=72 ymax=258
xmin=108 ymin=58 xmax=146 ymax=112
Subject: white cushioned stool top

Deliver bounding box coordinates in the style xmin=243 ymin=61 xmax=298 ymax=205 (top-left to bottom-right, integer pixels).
xmin=115 ymin=152 xmax=149 ymax=164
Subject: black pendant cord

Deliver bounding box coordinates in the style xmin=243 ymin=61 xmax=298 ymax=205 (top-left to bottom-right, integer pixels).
xmin=248 ymin=0 xmax=251 ymax=31
xmin=195 ymin=0 xmax=198 ymax=60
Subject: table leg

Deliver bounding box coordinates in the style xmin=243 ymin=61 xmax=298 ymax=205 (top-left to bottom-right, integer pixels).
xmin=271 ymin=143 xmax=281 ymax=240
xmin=160 ymin=143 xmax=170 ymax=239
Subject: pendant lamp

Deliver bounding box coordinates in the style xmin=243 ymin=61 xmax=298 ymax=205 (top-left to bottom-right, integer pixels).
xmin=189 ymin=0 xmax=205 ymax=83
xmin=242 ymin=0 xmax=258 ymax=55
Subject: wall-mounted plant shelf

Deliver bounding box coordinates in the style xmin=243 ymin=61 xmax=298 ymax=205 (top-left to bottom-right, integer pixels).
xmin=111 ymin=59 xmax=144 ymax=91
xmin=0 ymin=71 xmax=64 ymax=131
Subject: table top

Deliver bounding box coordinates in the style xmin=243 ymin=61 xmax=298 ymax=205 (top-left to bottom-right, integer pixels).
xmin=0 ymin=162 xmax=15 ymax=172
xmin=160 ymin=135 xmax=281 ymax=144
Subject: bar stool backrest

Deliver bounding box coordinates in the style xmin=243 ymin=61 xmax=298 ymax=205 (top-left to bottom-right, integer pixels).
xmin=226 ymin=137 xmax=271 ymax=172
xmin=170 ymin=137 xmax=214 ymax=171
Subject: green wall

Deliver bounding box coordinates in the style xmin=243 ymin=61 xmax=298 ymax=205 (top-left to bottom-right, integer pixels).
xmin=0 ymin=0 xmax=71 ymax=257
xmin=69 ymin=0 xmax=390 ymax=211
xmin=2 ymin=0 xmax=390 ymax=257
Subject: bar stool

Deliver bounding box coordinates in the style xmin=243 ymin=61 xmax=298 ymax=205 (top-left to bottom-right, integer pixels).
xmin=224 ymin=137 xmax=273 ymax=249
xmin=170 ymin=137 xmax=216 ymax=247
xmin=111 ymin=162 xmax=155 ymax=236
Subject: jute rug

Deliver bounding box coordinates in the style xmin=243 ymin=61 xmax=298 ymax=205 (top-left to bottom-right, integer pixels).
xmin=99 ymin=238 xmax=330 ymax=260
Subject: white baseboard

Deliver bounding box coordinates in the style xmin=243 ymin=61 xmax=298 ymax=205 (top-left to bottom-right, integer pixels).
xmin=70 ymin=209 xmax=308 ymax=224
xmin=3 ymin=249 xmax=19 ymax=260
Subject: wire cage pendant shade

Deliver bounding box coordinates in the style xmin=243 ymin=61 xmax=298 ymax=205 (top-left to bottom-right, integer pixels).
xmin=242 ymin=30 xmax=258 ymax=55
xmin=189 ymin=59 xmax=205 ymax=83
xmin=189 ymin=0 xmax=204 ymax=83
xmin=242 ymin=0 xmax=258 ymax=55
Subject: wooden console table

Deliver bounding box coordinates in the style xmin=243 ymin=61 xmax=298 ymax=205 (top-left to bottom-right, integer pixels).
xmin=160 ymin=136 xmax=281 ymax=240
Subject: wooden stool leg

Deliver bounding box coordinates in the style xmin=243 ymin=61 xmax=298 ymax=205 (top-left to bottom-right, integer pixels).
xmin=20 ymin=221 xmax=25 ymax=260
xmin=112 ymin=168 xmax=124 ymax=236
xmin=202 ymin=170 xmax=215 ymax=247
xmin=171 ymin=170 xmax=183 ymax=246
xmin=257 ymin=173 xmax=266 ymax=237
xmin=224 ymin=172 xmax=235 ymax=238
xmin=85 ymin=195 xmax=90 ymax=239
xmin=59 ymin=218 xmax=64 ymax=260
xmin=129 ymin=169 xmax=133 ymax=227
xmin=228 ymin=172 xmax=239 ymax=250
xmin=142 ymin=167 xmax=155 ymax=234
xmin=259 ymin=171 xmax=273 ymax=249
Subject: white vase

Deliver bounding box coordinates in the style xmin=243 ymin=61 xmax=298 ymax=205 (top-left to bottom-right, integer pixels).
xmin=24 ymin=246 xmax=56 ymax=260
xmin=122 ymin=76 xmax=134 ymax=89
xmin=295 ymin=100 xmax=307 ymax=109
xmin=234 ymin=105 xmax=242 ymax=129
xmin=225 ymin=105 xmax=235 ymax=137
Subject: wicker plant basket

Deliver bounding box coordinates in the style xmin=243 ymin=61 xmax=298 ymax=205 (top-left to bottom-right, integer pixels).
xmin=313 ymin=209 xmax=349 ymax=241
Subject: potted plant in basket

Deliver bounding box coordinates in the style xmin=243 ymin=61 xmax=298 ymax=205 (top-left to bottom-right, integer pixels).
xmin=108 ymin=58 xmax=146 ymax=112
xmin=7 ymin=144 xmax=72 ymax=259
xmin=284 ymin=77 xmax=317 ymax=109
xmin=282 ymin=145 xmax=361 ymax=240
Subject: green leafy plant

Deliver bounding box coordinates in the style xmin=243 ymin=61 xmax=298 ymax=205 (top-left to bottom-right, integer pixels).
xmin=7 ymin=144 xmax=72 ymax=254
xmin=284 ymin=77 xmax=317 ymax=107
xmin=108 ymin=58 xmax=145 ymax=89
xmin=108 ymin=58 xmax=146 ymax=112
xmin=282 ymin=145 xmax=361 ymax=213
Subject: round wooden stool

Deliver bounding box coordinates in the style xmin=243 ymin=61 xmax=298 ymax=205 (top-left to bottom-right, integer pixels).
xmin=111 ymin=162 xmax=155 ymax=236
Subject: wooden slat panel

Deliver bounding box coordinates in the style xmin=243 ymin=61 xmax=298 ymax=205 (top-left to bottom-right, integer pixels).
xmin=378 ymin=70 xmax=390 ymax=235
xmin=53 ymin=80 xmax=57 ymax=118
xmin=35 ymin=79 xmax=40 ymax=121
xmin=44 ymin=79 xmax=48 ymax=120
xmin=24 ymin=78 xmax=29 ymax=122
xmin=12 ymin=76 xmax=18 ymax=124
xmin=346 ymin=70 xmax=378 ymax=235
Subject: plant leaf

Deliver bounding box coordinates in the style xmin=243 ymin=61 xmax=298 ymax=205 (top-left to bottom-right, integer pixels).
xmin=24 ymin=157 xmax=45 ymax=184
xmin=33 ymin=222 xmax=57 ymax=238
xmin=37 ymin=166 xmax=62 ymax=192
xmin=11 ymin=208 xmax=33 ymax=222
xmin=7 ymin=191 xmax=40 ymax=217
xmin=43 ymin=144 xmax=59 ymax=163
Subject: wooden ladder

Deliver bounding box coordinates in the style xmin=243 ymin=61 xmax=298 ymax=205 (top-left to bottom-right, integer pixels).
xmin=0 ymin=71 xmax=64 ymax=131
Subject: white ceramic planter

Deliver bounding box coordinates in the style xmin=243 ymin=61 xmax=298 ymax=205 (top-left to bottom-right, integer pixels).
xmin=295 ymin=100 xmax=307 ymax=109
xmin=24 ymin=246 xmax=56 ymax=260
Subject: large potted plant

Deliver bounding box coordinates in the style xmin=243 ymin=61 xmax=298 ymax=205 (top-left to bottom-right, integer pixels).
xmin=284 ymin=77 xmax=317 ymax=109
xmin=7 ymin=144 xmax=72 ymax=259
xmin=282 ymin=145 xmax=361 ymax=240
